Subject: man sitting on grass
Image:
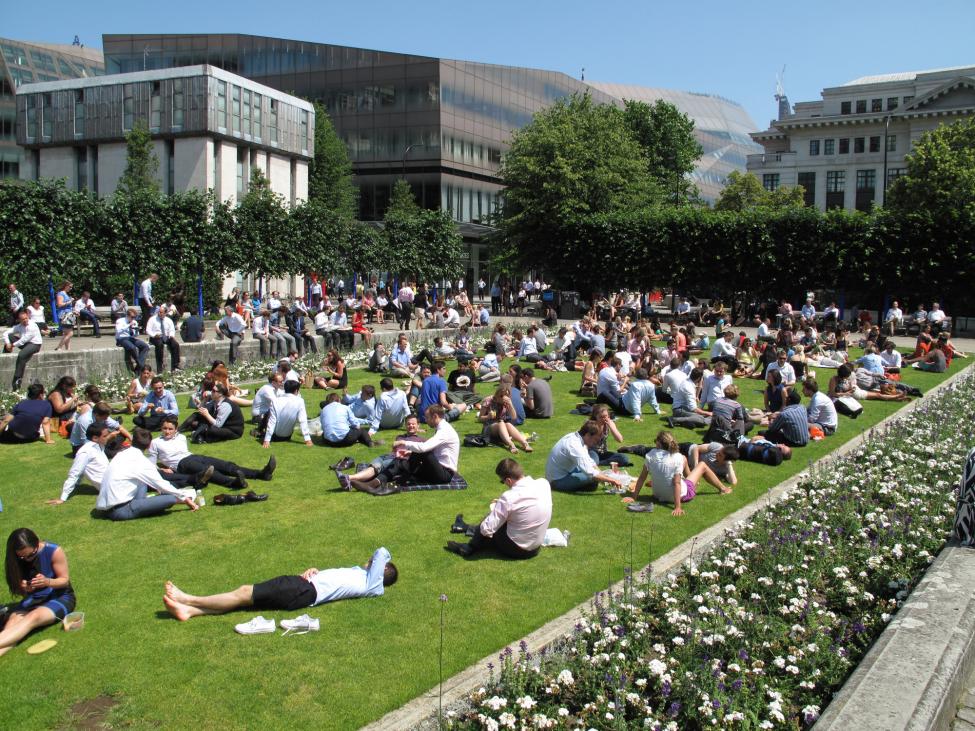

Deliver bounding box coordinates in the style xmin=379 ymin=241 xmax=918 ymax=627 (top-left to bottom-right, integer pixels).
xmin=446 ymin=458 xmax=551 ymax=559
xmin=545 ymin=421 xmax=627 ymax=493
xmin=162 ymin=547 xmax=396 ymax=623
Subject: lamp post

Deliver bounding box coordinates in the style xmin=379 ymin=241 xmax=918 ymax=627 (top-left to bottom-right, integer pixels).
xmin=401 ymin=143 xmax=427 ymax=179
xmin=882 ymin=114 xmax=892 ymax=207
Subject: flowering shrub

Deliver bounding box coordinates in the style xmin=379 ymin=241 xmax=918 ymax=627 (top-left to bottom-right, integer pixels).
xmin=452 ymin=373 xmax=974 ymax=730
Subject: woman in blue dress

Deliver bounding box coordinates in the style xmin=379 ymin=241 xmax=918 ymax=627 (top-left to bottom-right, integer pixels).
xmin=1 ymin=528 xmax=76 ymax=657
xmin=54 ymin=280 xmax=76 ymax=351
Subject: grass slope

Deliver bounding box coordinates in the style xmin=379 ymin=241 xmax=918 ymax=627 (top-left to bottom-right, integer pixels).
xmin=0 ymin=353 xmax=961 ymax=729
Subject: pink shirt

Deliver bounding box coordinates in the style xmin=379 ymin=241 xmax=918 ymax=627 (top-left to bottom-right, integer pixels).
xmin=480 ymin=476 xmax=553 ymax=550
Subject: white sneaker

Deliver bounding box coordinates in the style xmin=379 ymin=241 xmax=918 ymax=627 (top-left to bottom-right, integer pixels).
xmin=235 ymin=616 xmax=276 ymax=635
xmin=281 ymin=614 xmax=320 ymax=636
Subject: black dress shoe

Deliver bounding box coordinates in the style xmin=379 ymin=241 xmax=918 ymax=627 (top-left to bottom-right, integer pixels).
xmin=330 ymin=456 xmax=356 ymax=471
xmin=244 ymin=490 xmax=268 ymax=502
xmin=194 ymin=465 xmax=215 ymax=488
xmin=261 ymin=455 xmax=277 ymax=480
xmin=234 ymin=470 xmax=248 ymax=491
xmin=214 ymin=493 xmax=246 ymax=506
xmin=450 ymin=513 xmax=467 ymax=534
xmin=445 ymin=541 xmax=472 ymax=557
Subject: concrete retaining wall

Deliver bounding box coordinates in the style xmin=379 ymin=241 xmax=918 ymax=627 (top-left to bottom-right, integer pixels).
xmin=0 ymin=327 xmax=457 ymax=389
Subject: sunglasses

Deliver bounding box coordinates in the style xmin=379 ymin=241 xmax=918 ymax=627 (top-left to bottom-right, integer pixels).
xmin=17 ymin=547 xmax=39 ymax=563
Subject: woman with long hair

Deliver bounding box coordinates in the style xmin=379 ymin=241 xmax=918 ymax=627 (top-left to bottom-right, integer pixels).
xmin=314 ymin=350 xmax=347 ymax=390
xmin=580 ymin=349 xmax=602 ymax=397
xmin=211 ymin=364 xmax=253 ymax=407
xmin=48 ymin=376 xmax=79 ymax=429
xmin=1 ymin=528 xmax=75 ymax=657
xmin=587 ymin=403 xmax=629 ymax=466
xmin=127 ymin=365 xmax=154 ymax=414
xmin=478 ymin=386 xmax=532 ymax=454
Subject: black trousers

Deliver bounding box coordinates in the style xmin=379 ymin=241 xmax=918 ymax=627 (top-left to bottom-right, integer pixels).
xmin=133 ymin=412 xmax=166 ymax=431
xmin=379 ymin=452 xmax=453 ymax=485
xmin=151 ymin=336 xmax=181 ymax=372
xmin=467 ymin=522 xmax=539 ymax=559
xmin=12 ymin=342 xmax=40 ymax=390
xmin=139 ymin=298 xmax=153 ymax=330
xmin=177 ymin=455 xmax=261 ymax=487
xmin=711 ymin=355 xmax=739 ymax=371
xmin=323 ymin=427 xmax=372 ymax=448
xmin=398 ymin=303 xmax=413 ymax=329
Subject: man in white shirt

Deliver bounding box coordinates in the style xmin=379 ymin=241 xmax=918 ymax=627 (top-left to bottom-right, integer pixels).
xmin=261 ymin=380 xmax=312 ymax=447
xmin=545 ymin=421 xmax=625 ymax=492
xmin=73 ymin=290 xmax=101 ymax=337
xmin=765 ymin=351 xmax=797 ymax=388
xmin=880 ymin=341 xmax=902 ymax=372
xmin=756 ymin=317 xmax=775 ymax=343
xmin=800 ymin=299 xmax=816 ymax=322
xmin=710 ymin=330 xmax=738 ymax=370
xmin=675 ymin=298 xmax=691 ymax=316
xmin=252 ymin=373 xmax=283 ymax=422
xmin=700 ymin=361 xmax=733 ymax=409
xmin=266 ymin=291 xmax=282 ymax=312
xmin=151 ymin=415 xmax=275 ymax=489
xmin=314 ymin=307 xmax=339 ymax=350
xmin=217 ymin=306 xmax=247 ymax=364
xmin=803 ymin=379 xmax=838 ymax=436
xmin=928 ymin=302 xmax=947 ymax=333
xmin=7 ymin=283 xmax=24 ymax=325
xmin=884 ymin=301 xmax=903 ymax=336
xmin=96 ymin=428 xmax=200 ymax=520
xmin=252 ymin=308 xmax=273 ymax=359
xmin=146 ymin=304 xmax=181 ymax=373
xmin=139 ymin=273 xmax=158 ymax=329
xmin=348 ymin=405 xmax=460 ymax=494
xmin=443 ymin=307 xmax=461 ymax=328
xmin=596 ymin=358 xmax=626 ymax=412
xmin=669 ymin=368 xmax=711 ymax=429
xmin=4 ymin=308 xmax=43 ymax=390
xmin=446 ymin=458 xmax=551 ymax=558
xmin=49 ymin=422 xmax=112 ymax=505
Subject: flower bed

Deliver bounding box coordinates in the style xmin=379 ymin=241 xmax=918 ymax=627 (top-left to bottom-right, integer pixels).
xmin=452 ymin=372 xmax=974 ymax=730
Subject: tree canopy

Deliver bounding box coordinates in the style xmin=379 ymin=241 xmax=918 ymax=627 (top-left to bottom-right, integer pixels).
xmin=115 ymin=121 xmax=160 ymax=200
xmin=713 ymin=171 xmax=806 ymax=211
xmin=308 ymin=103 xmax=357 ymax=219
xmin=621 ymin=99 xmax=703 ymax=205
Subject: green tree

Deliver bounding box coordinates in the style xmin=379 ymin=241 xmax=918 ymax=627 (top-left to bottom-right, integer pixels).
xmin=236 ymin=168 xmax=295 ymax=279
xmin=387 ymin=179 xmax=421 ymax=216
xmin=115 ymin=121 xmax=160 ymax=199
xmin=497 ymin=92 xmax=660 ymax=284
xmin=621 ymin=99 xmax=703 ymax=205
xmin=713 ymin=171 xmax=805 ymax=211
xmin=383 ymin=180 xmax=463 ymax=281
xmin=308 ymin=104 xmax=357 ymax=219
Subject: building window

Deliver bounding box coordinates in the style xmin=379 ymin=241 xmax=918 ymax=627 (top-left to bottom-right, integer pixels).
xmin=826 ymin=170 xmax=845 ymax=209
xmin=91 ymin=147 xmax=98 ymax=195
xmin=24 ymin=96 xmax=37 ymax=140
xmin=269 ymin=99 xmax=278 ymax=143
xmin=867 ymin=136 xmax=880 ymax=153
xmin=855 ymin=169 xmax=876 ymax=212
xmin=0 ymin=112 xmax=13 ymax=141
xmin=853 ymin=137 xmax=864 ymax=154
xmin=871 ymin=98 xmax=883 ymax=112
xmin=824 ymin=138 xmax=835 ymax=155
xmin=762 ymin=173 xmax=780 ymax=191
xmin=41 ymin=93 xmax=53 ymax=140
xmin=839 ymin=138 xmax=850 ymax=154
xmin=236 ymin=147 xmax=247 ymax=198
xmin=887 ymin=97 xmax=899 ymax=111
xmin=855 ymin=100 xmax=866 ymax=114
xmin=150 ymin=81 xmax=161 ymax=130
xmin=809 ymin=140 xmax=820 ymax=156
xmin=242 ymin=90 xmax=251 ymax=135
xmin=32 ymin=149 xmax=40 ymax=181
xmin=841 ymin=101 xmax=851 ymax=115
xmin=886 ymin=168 xmax=906 ymax=187
xmin=212 ymin=142 xmax=220 ymax=196
xmin=886 ymin=134 xmax=897 ymax=152
xmin=74 ymin=90 xmax=85 ymax=136
xmin=797 ymin=171 xmax=816 ymax=207
xmin=300 ymin=110 xmax=309 ymax=152
xmin=902 ymin=95 xmax=913 ymax=106
xmin=166 ymin=140 xmax=175 ymax=196
xmin=123 ymin=84 xmax=134 ymax=131
xmin=75 ymin=147 xmax=87 ymax=191
xmin=232 ymin=86 xmax=240 ymax=133
xmin=172 ymin=79 xmax=184 ymax=127
xmin=252 ymin=93 xmax=262 ymax=140
xmin=217 ymin=81 xmax=227 ymax=130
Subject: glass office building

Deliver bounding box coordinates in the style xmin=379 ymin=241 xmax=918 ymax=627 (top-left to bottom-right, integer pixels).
xmin=0 ymin=37 xmax=104 ymax=180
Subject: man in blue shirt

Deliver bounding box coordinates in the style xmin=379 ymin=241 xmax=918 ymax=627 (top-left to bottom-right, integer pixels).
xmin=761 ymin=392 xmax=809 ymax=447
xmin=342 ymin=384 xmax=377 ymax=424
xmin=622 ymin=368 xmax=661 ymax=420
xmin=855 ymin=345 xmax=886 ymax=375
xmin=319 ymin=392 xmax=376 ymax=447
xmin=418 ymin=361 xmax=466 ymax=422
xmin=134 ymin=377 xmax=179 ymax=431
xmin=163 ymin=547 xmax=397 ymax=621
xmin=370 ymin=378 xmax=410 ymax=437
xmin=0 ymin=382 xmax=54 ymax=444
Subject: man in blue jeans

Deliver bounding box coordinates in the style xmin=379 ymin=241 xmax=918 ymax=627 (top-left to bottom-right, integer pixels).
xmin=544 ymin=421 xmax=627 ymax=492
xmin=96 ymin=428 xmax=201 ymax=521
xmin=115 ymin=308 xmax=150 ymax=373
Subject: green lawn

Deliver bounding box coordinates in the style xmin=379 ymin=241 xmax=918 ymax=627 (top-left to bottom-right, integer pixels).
xmin=0 ymin=352 xmax=962 ymax=729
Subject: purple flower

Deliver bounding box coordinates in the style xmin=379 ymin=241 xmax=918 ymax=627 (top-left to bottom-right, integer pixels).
xmin=668 ymin=702 xmax=681 ymax=717
xmin=661 ymin=681 xmax=672 ymax=697
xmin=712 ymin=699 xmax=721 ymax=709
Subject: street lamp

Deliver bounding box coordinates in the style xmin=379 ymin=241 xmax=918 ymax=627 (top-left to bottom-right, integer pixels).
xmin=402 ymin=143 xmax=429 ymax=179
xmin=882 ymin=114 xmax=892 ymax=207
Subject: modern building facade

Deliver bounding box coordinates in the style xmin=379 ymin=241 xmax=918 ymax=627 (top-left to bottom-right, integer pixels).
xmin=16 ymin=64 xmax=313 ymax=204
xmin=585 ymin=83 xmax=761 ymax=202
xmin=0 ymin=37 xmax=104 ymax=180
xmin=747 ymin=65 xmax=975 ymax=211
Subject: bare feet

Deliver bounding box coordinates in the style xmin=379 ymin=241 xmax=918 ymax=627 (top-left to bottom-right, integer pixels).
xmin=163 ymin=594 xmax=200 ymax=621
xmin=165 ymin=581 xmax=191 ymax=603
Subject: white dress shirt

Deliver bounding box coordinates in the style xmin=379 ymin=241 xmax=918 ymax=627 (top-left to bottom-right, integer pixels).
xmin=252 ymin=383 xmax=282 ymax=417
xmin=61 ymin=441 xmax=108 ymax=501
xmin=880 ymin=349 xmax=902 ymax=369
xmin=73 ymin=296 xmax=96 ymax=315
xmin=545 ymin=431 xmax=597 ymax=481
xmin=480 ymin=476 xmax=552 ymax=550
xmin=398 ymin=419 xmax=459 ymax=471
xmin=807 ymin=391 xmax=838 ymax=429
xmin=662 ymin=367 xmax=687 ymax=395
xmin=146 ymin=315 xmax=176 ymax=339
xmin=115 ymin=318 xmax=139 ymax=339
xmin=148 ymin=433 xmax=192 ymax=469
xmin=218 ymin=313 xmax=247 ymax=334
xmin=701 ymin=373 xmax=732 ymax=407
xmin=8 ymin=320 xmax=42 ymax=347
xmin=140 ymin=278 xmax=154 ymax=304
xmin=596 ymin=367 xmax=622 ymax=400
xmin=97 ymin=447 xmax=183 ymax=510
xmin=671 ymin=378 xmax=698 ymax=412
xmin=264 ymin=393 xmax=311 ymax=443
xmin=710 ymin=339 xmax=736 ymax=358
xmin=765 ymin=361 xmax=797 ymax=385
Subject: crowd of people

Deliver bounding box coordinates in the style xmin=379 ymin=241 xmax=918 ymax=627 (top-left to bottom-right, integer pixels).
xmin=0 ymin=284 xmax=964 ymax=656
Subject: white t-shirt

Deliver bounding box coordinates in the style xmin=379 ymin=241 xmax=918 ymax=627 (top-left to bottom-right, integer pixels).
xmin=644 ymin=449 xmax=686 ymax=503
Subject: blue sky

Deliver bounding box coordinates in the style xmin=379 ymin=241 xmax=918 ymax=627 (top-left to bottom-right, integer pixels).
xmin=7 ymin=0 xmax=974 ymax=129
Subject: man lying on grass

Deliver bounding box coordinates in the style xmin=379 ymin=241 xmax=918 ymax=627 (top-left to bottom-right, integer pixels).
xmin=623 ymin=430 xmax=732 ymax=516
xmin=163 ymin=547 xmax=396 ymax=621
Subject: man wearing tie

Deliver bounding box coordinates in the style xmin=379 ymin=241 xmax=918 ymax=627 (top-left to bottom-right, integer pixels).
xmin=146 ymin=304 xmax=182 ymax=373
xmin=116 ymin=308 xmax=150 ymax=372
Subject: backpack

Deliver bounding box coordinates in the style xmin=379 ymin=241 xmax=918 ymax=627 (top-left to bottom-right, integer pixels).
xmin=703 ymin=414 xmax=742 ymax=445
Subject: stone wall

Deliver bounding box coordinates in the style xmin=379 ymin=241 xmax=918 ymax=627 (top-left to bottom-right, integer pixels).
xmin=0 ymin=327 xmax=459 ymax=389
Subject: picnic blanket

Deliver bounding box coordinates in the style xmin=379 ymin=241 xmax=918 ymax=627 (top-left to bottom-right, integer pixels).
xmin=395 ymin=474 xmax=469 ymax=493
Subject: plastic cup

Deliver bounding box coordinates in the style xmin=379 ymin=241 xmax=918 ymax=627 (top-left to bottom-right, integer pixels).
xmin=610 ymin=461 xmax=619 ymax=473
xmin=63 ymin=612 xmax=85 ymax=632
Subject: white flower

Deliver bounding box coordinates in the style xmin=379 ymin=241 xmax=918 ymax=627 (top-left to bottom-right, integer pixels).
xmin=516 ymin=695 xmax=536 ymax=710
xmin=557 ymin=669 xmax=574 ymax=686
